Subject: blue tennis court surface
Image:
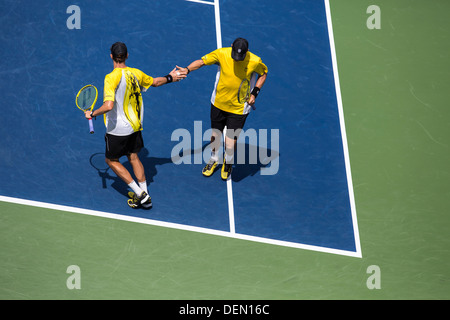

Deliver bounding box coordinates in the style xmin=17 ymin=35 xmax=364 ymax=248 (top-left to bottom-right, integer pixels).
xmin=0 ymin=0 xmax=360 ymax=256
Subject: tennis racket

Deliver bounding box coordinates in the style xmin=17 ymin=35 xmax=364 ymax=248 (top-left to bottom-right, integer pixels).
xmin=237 ymin=79 xmax=256 ymax=110
xmin=76 ymin=84 xmax=98 ymax=134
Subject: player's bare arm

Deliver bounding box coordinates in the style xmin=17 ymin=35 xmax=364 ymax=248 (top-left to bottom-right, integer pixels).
xmin=85 ymin=100 xmax=114 ymax=119
xmin=248 ymin=72 xmax=267 ymax=105
xmin=177 ymin=59 xmax=205 ymax=74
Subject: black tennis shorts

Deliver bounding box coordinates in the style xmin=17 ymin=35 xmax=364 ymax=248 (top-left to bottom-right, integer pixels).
xmin=105 ymin=131 xmax=144 ymax=159
xmin=210 ymin=104 xmax=249 ymax=135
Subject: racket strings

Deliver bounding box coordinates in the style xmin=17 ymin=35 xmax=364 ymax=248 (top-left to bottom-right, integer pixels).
xmin=238 ymin=79 xmax=250 ymax=103
xmin=77 ymin=87 xmax=97 ymax=110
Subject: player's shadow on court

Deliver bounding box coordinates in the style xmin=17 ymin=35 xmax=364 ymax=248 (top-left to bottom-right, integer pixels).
xmin=174 ymin=142 xmax=280 ymax=182
xmin=232 ymin=142 xmax=280 ymax=182
xmin=89 ymin=148 xmax=172 ymax=197
xmin=90 ymin=143 xmax=279 ymax=195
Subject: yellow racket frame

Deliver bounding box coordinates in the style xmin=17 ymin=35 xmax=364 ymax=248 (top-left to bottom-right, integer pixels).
xmin=76 ymin=84 xmax=98 ymax=112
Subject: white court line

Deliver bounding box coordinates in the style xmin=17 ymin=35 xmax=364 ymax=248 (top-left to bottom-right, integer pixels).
xmin=213 ymin=0 xmax=222 ymax=49
xmin=185 ymin=0 xmax=214 ymax=6
xmin=213 ymin=0 xmax=233 ymax=232
xmin=186 ymin=0 xmax=221 ymax=49
xmin=226 ymin=177 xmax=235 ymax=234
xmin=324 ymin=0 xmax=362 ymax=257
xmin=223 ymin=127 xmax=236 ymax=234
xmin=188 ymin=0 xmax=234 ymax=233
xmin=0 ymin=195 xmax=361 ymax=257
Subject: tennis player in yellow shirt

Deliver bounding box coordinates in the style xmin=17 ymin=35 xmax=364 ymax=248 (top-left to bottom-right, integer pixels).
xmin=86 ymin=42 xmax=186 ymax=208
xmin=178 ymin=38 xmax=268 ymax=180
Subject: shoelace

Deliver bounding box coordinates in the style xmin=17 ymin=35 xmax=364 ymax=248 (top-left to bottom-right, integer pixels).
xmin=205 ymin=160 xmax=216 ymax=170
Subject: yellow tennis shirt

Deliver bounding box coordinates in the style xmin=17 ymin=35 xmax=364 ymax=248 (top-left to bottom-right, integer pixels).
xmin=202 ymin=47 xmax=268 ymax=115
xmin=103 ymin=67 xmax=153 ymax=136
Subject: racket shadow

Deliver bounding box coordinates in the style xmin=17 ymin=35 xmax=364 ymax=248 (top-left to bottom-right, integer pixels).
xmin=89 ymin=152 xmax=113 ymax=189
xmin=89 ymin=148 xmax=173 ymax=197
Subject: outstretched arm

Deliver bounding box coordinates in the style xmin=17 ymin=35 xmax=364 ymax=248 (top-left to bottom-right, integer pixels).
xmin=177 ymin=59 xmax=205 ymax=75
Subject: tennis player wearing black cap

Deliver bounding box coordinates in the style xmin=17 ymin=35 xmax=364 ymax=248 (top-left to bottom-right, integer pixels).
xmin=178 ymin=38 xmax=268 ymax=180
xmin=86 ymin=42 xmax=186 ymax=208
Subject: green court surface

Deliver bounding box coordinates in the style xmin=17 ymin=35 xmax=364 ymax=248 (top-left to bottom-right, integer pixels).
xmin=1 ymin=0 xmax=449 ymax=300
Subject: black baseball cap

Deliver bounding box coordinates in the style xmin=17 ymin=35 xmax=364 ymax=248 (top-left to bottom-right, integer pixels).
xmin=231 ymin=38 xmax=248 ymax=61
xmin=110 ymin=42 xmax=128 ymax=61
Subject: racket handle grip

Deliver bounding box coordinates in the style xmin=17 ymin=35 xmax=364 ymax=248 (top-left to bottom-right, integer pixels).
xmin=88 ymin=118 xmax=94 ymax=134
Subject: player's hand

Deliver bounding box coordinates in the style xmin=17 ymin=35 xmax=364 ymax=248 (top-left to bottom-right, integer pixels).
xmin=84 ymin=110 xmax=92 ymax=119
xmin=175 ymin=65 xmax=189 ymax=77
xmin=170 ymin=67 xmax=187 ymax=82
xmin=248 ymin=95 xmax=256 ymax=106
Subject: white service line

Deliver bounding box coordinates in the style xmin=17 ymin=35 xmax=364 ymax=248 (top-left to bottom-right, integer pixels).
xmin=226 ymin=180 xmax=236 ymax=233
xmin=185 ymin=0 xmax=214 ymax=6
xmin=185 ymin=0 xmax=221 ymax=48
xmin=187 ymin=0 xmax=233 ymax=232
xmin=215 ymin=0 xmax=232 ymax=232
xmin=213 ymin=0 xmax=222 ymax=49
xmin=223 ymin=127 xmax=236 ymax=234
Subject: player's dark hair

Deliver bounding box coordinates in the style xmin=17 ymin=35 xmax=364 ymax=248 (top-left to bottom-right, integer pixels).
xmin=110 ymin=42 xmax=128 ymax=63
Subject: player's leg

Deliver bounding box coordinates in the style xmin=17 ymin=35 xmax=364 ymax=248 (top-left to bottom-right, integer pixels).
xmin=105 ymin=158 xmax=134 ymax=184
xmin=128 ymin=153 xmax=146 ymax=188
xmin=203 ymin=104 xmax=225 ymax=177
xmin=221 ymin=135 xmax=235 ymax=180
xmin=221 ymin=113 xmax=249 ymax=180
xmin=105 ymin=133 xmax=149 ymax=207
xmin=126 ymin=132 xmax=152 ymax=208
xmin=126 ymin=152 xmax=152 ymax=208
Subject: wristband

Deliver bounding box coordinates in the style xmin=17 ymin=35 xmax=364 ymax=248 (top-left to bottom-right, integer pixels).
xmin=165 ymin=74 xmax=173 ymax=83
xmin=251 ymin=86 xmax=260 ymax=98
xmin=186 ymin=66 xmax=190 ymax=74
xmin=90 ymin=111 xmax=95 ymax=119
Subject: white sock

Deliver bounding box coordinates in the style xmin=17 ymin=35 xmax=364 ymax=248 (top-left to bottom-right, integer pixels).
xmin=138 ymin=181 xmax=148 ymax=193
xmin=225 ymin=153 xmax=234 ymax=164
xmin=210 ymin=151 xmax=219 ymax=162
xmin=128 ymin=181 xmax=144 ymax=196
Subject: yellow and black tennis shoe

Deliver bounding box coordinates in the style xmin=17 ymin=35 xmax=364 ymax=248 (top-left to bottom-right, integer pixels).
xmin=202 ymin=159 xmax=218 ymax=177
xmin=221 ymin=160 xmax=233 ymax=181
xmin=127 ymin=191 xmax=152 ymax=209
